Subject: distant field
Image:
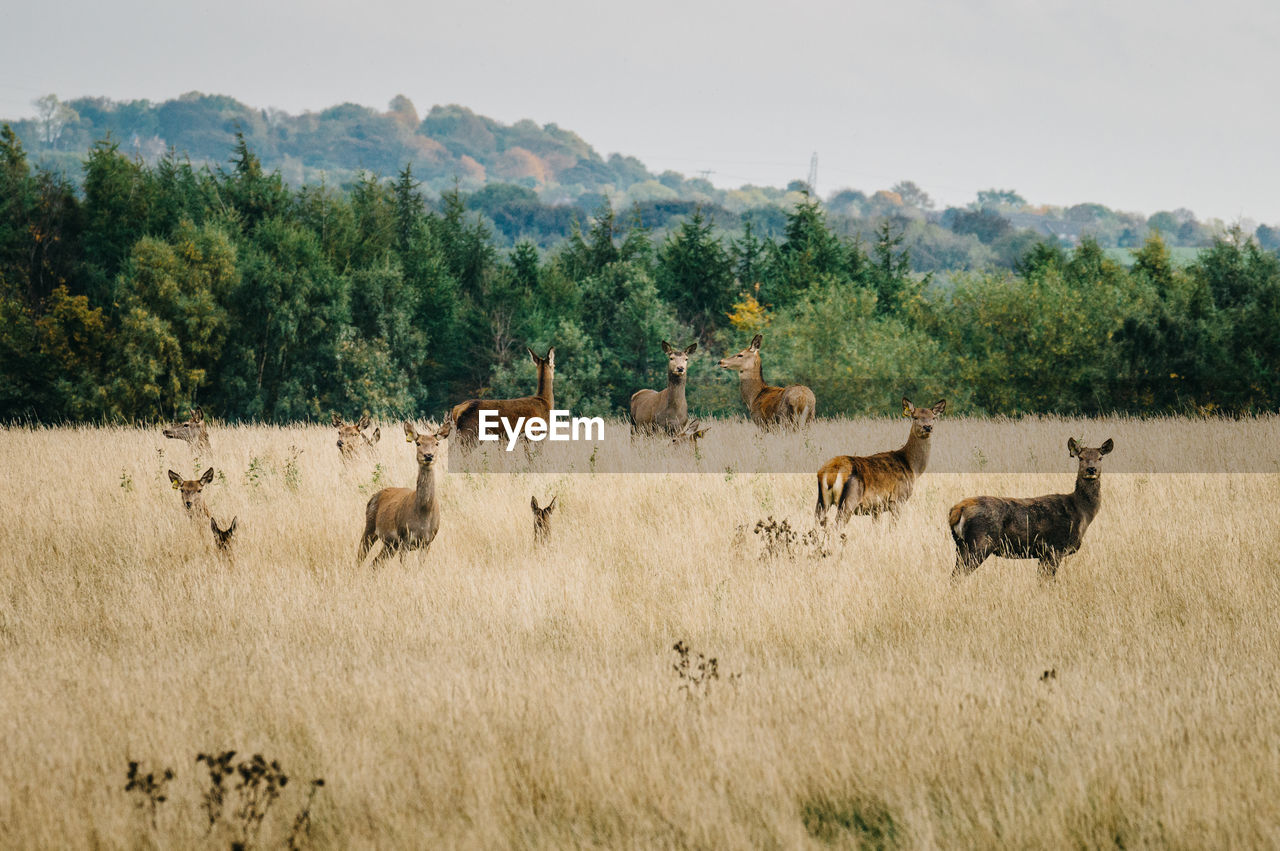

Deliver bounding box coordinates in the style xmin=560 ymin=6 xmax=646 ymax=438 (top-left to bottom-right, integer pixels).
xmin=1105 ymin=245 xmax=1203 ymax=267
xmin=3 ymin=417 xmax=1280 ymax=848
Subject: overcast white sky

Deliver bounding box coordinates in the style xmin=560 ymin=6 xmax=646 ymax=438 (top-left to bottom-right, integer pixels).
xmin=3 ymin=0 xmax=1278 ymax=222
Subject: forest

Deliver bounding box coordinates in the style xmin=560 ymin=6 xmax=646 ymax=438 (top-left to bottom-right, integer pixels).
xmin=2 ymin=123 xmax=1279 ymax=424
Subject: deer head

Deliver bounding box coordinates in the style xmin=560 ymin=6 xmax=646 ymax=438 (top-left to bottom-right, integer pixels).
xmin=168 ymin=467 xmax=215 ymax=515
xmin=661 ymin=340 xmax=697 ymax=380
xmin=334 ymin=413 xmax=380 ymax=458
xmin=1068 ymin=437 xmax=1114 ymax=480
xmin=717 ymin=333 xmax=762 ymax=373
xmin=671 ymin=418 xmax=710 ymax=447
xmin=901 ymin=398 xmax=946 ymax=439
xmin=531 ymin=495 xmax=556 ymax=543
xmin=210 ymin=516 xmax=237 ymax=551
xmin=163 ymin=407 xmax=208 ymax=448
xmin=403 ymin=418 xmax=453 ymax=468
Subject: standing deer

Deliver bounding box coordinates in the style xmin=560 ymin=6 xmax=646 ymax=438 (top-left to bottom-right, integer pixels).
xmin=357 ymin=419 xmax=453 ymax=566
xmin=450 ymin=347 xmax=555 ymax=449
xmin=949 ymin=438 xmax=1114 ymax=579
xmin=718 ymin=334 xmax=815 ymax=429
xmin=163 ymin=407 xmax=211 ymax=454
xmin=630 ymin=341 xmax=697 ymax=436
xmin=815 ymin=398 xmax=946 ymax=525
xmin=333 ymin=413 xmax=381 ymax=460
xmin=210 ymin=516 xmax=237 ymax=553
xmin=168 ymin=467 xmax=215 ymax=518
xmin=670 ymin=418 xmax=709 ymax=448
xmin=531 ymin=495 xmax=556 ymax=544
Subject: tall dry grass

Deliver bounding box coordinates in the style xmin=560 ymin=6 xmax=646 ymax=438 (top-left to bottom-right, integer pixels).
xmin=2 ymin=416 xmax=1280 ymax=849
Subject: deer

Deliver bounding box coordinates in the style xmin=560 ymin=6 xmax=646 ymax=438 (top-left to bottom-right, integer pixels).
xmin=531 ymin=495 xmax=557 ymax=544
xmin=815 ymin=398 xmax=946 ymax=526
xmin=450 ymin=347 xmax=555 ymax=449
xmin=163 ymin=407 xmax=211 ymax=454
xmin=333 ymin=413 xmax=380 ymax=460
xmin=670 ymin=418 xmax=709 ymax=448
xmin=630 ymin=341 xmax=697 ymax=436
xmin=718 ymin=334 xmax=815 ymax=430
xmin=168 ymin=467 xmax=215 ymax=518
xmin=949 ymin=438 xmax=1114 ymax=579
xmin=210 ymin=516 xmax=237 ymax=554
xmin=357 ymin=418 xmax=452 ymax=567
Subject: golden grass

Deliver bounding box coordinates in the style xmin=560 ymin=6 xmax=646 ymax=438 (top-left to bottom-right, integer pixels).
xmin=2 ymin=417 xmax=1280 ymax=849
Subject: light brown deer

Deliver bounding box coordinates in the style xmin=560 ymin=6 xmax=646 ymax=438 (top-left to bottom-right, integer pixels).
xmin=210 ymin=516 xmax=237 ymax=553
xmin=333 ymin=413 xmax=380 ymax=460
xmin=718 ymin=334 xmax=815 ymax=429
xmin=670 ymin=418 xmax=709 ymax=448
xmin=815 ymin=398 xmax=946 ymax=525
xmin=168 ymin=467 xmax=215 ymax=518
xmin=450 ymin=347 xmax=555 ymax=449
xmin=949 ymin=438 xmax=1114 ymax=579
xmin=163 ymin=407 xmax=211 ymax=454
xmin=531 ymin=495 xmax=556 ymax=544
xmin=357 ymin=419 xmax=452 ymax=566
xmin=630 ymin=341 xmax=697 ymax=435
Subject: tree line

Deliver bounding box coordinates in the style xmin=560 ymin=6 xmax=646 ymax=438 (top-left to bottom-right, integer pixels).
xmin=2 ymin=127 xmax=1278 ymax=424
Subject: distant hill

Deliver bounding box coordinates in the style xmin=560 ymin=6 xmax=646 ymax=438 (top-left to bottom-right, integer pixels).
xmin=8 ymin=92 xmax=1279 ymax=259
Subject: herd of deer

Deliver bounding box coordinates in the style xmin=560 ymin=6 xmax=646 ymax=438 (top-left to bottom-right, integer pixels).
xmin=160 ymin=334 xmax=1114 ymax=579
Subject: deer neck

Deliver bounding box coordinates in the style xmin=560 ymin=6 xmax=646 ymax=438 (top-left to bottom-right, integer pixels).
xmin=536 ymin=365 xmax=554 ymax=409
xmin=737 ymin=360 xmax=767 ymax=409
xmin=1072 ymin=475 xmax=1102 ymax=517
xmin=414 ymin=463 xmax=438 ymax=515
xmin=900 ymin=428 xmax=932 ymax=476
xmin=665 ymin=371 xmax=688 ymax=413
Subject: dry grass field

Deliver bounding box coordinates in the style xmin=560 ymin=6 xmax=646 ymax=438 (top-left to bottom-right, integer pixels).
xmin=3 ymin=416 xmax=1280 ymax=849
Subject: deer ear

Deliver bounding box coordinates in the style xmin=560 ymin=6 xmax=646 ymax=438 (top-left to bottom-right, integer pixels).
xmin=527 ymin=346 xmax=539 ymax=363
xmin=403 ymin=421 xmax=416 ymax=442
xmin=435 ymin=418 xmax=452 ymax=439
xmin=695 ymin=428 xmax=709 ymax=439
xmin=750 ymin=334 xmax=762 ymax=350
xmin=192 ymin=407 xmax=203 ymax=422
xmin=901 ymin=397 xmax=914 ymax=417
xmin=546 ymin=347 xmax=555 ymax=363
xmin=685 ymin=342 xmax=698 ymax=355
xmin=371 ymin=427 xmax=381 ymax=444
xmin=210 ymin=516 xmax=219 ymax=533
xmin=531 ymin=496 xmax=540 ymax=511
xmin=229 ymin=517 xmax=237 ymax=533
xmin=932 ymin=400 xmax=947 ymax=416
xmin=357 ymin=414 xmax=371 ymax=430
xmin=661 ymin=340 xmax=674 ymax=355
xmin=168 ymin=470 xmax=182 ymax=488
xmin=200 ymin=467 xmax=215 ymax=485
xmin=331 ymin=413 xmax=343 ymax=427
xmin=1099 ymin=438 xmax=1114 ymax=455
xmin=1067 ymin=438 xmax=1081 ymax=457
xmin=547 ymin=496 xmax=557 ymax=511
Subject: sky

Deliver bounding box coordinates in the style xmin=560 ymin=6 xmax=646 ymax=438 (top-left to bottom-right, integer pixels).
xmin=3 ymin=0 xmax=1279 ymax=223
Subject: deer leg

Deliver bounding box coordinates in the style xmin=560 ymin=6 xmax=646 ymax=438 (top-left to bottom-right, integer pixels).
xmin=357 ymin=531 xmax=377 ymax=564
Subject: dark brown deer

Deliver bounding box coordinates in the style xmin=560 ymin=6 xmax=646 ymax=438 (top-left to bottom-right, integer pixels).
xmin=168 ymin=467 xmax=215 ymax=518
xmin=450 ymin=347 xmax=554 ymax=448
xmin=630 ymin=341 xmax=697 ymax=435
xmin=357 ymin=418 xmax=452 ymax=566
xmin=531 ymin=495 xmax=556 ymax=543
xmin=670 ymin=418 xmax=709 ymax=448
xmin=718 ymin=334 xmax=815 ymax=429
xmin=949 ymin=438 xmax=1114 ymax=579
xmin=815 ymin=398 xmax=946 ymax=525
xmin=163 ymin=407 xmax=210 ymax=454
xmin=333 ymin=413 xmax=380 ymax=460
xmin=210 ymin=516 xmax=237 ymax=553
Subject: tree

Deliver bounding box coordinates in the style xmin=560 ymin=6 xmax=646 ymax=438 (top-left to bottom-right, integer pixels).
xmin=891 ymin=180 xmax=933 ymax=210
xmin=656 ymin=207 xmax=734 ymax=335
xmin=975 ymin=189 xmax=1026 ymax=211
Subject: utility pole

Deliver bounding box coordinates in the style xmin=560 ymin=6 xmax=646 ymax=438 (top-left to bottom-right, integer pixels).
xmin=807 ymin=152 xmax=818 ymax=197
